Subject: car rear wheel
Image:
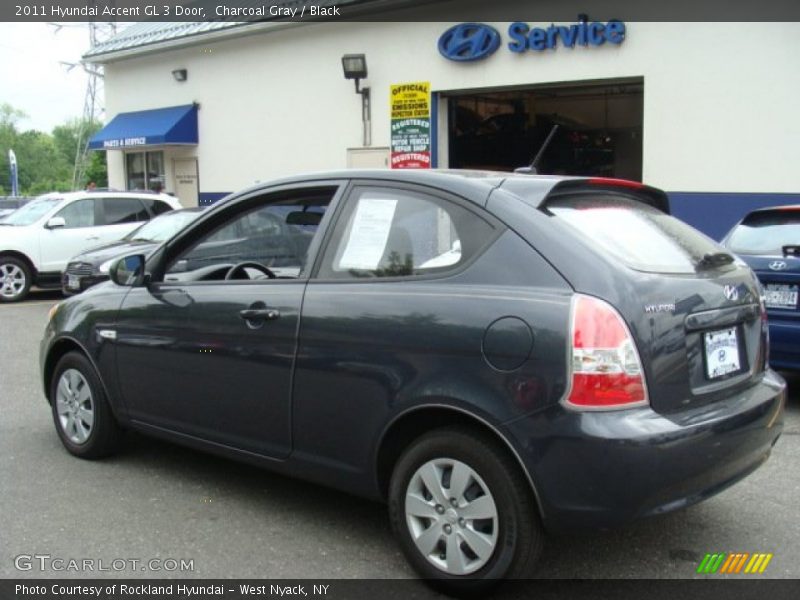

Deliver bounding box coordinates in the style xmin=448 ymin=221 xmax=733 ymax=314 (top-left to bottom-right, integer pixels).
xmin=0 ymin=256 xmax=32 ymax=302
xmin=51 ymin=352 xmax=122 ymax=459
xmin=388 ymin=427 xmax=543 ymax=594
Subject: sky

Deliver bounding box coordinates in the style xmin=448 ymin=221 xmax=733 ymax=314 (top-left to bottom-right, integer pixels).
xmin=0 ymin=23 xmax=97 ymax=133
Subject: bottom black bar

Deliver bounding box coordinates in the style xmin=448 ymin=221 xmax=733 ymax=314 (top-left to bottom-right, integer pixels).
xmin=3 ymin=580 xmax=800 ymax=600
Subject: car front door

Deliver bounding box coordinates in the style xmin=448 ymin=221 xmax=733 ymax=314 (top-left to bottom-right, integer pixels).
xmin=38 ymin=198 xmax=105 ymax=272
xmin=112 ymin=182 xmax=343 ymax=458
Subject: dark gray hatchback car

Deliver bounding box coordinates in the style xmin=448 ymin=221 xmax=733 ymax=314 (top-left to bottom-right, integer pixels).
xmin=40 ymin=170 xmax=785 ymax=592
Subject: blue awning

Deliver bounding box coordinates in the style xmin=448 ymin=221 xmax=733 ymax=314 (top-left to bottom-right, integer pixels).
xmin=89 ymin=104 xmax=198 ymax=150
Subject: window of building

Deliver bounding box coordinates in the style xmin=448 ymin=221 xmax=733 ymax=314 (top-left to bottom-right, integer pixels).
xmin=126 ymin=151 xmax=165 ymax=191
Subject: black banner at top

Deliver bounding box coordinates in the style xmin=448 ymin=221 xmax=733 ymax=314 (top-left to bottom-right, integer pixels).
xmin=3 ymin=0 xmax=800 ymax=23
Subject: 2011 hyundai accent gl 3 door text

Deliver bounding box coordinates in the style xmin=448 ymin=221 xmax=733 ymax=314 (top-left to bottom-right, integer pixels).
xmin=40 ymin=170 xmax=785 ymax=593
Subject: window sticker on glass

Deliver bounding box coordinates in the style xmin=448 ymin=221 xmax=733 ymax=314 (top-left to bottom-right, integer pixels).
xmin=338 ymin=197 xmax=398 ymax=270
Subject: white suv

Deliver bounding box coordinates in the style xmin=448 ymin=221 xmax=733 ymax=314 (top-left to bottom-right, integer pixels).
xmin=0 ymin=190 xmax=181 ymax=302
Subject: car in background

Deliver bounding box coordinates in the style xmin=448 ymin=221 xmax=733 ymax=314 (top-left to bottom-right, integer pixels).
xmin=722 ymin=205 xmax=800 ymax=370
xmin=41 ymin=170 xmax=785 ymax=593
xmin=63 ymin=207 xmax=204 ymax=295
xmin=0 ymin=190 xmax=181 ymax=302
xmin=0 ymin=197 xmax=32 ymax=221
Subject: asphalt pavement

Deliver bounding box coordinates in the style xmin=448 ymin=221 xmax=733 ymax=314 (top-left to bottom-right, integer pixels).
xmin=1 ymin=289 xmax=798 ymax=582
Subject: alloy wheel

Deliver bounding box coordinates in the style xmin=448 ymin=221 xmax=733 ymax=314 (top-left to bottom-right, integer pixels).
xmin=0 ymin=262 xmax=26 ymax=299
xmin=55 ymin=369 xmax=95 ymax=444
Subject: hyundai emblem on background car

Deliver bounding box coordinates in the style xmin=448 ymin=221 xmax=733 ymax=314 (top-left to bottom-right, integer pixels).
xmin=769 ymin=261 xmax=788 ymax=271
xmin=438 ymin=23 xmax=501 ymax=62
xmin=724 ymin=285 xmax=740 ymax=301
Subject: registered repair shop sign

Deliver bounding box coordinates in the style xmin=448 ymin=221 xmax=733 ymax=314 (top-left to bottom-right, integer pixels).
xmin=390 ymin=82 xmax=431 ymax=169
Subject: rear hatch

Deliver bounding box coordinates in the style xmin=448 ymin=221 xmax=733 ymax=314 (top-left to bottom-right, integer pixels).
xmin=724 ymin=207 xmax=800 ymax=319
xmin=540 ymin=181 xmax=766 ymax=414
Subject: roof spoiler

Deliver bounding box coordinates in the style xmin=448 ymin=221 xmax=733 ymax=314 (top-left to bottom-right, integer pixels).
xmin=547 ymin=177 xmax=671 ymax=214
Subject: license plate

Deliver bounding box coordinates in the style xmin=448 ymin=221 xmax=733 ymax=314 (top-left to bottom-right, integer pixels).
xmin=67 ymin=274 xmax=80 ymax=290
xmin=764 ymin=283 xmax=798 ymax=309
xmin=704 ymin=327 xmax=742 ymax=380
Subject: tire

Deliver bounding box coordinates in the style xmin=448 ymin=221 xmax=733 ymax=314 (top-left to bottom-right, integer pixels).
xmin=50 ymin=352 xmax=122 ymax=459
xmin=0 ymin=255 xmax=32 ymax=302
xmin=388 ymin=426 xmax=543 ymax=595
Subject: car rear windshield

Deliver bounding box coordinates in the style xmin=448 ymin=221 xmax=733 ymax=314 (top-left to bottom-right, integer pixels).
xmin=544 ymin=193 xmax=725 ymax=274
xmin=725 ymin=209 xmax=800 ymax=256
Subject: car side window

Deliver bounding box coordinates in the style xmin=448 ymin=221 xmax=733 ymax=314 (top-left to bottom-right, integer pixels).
xmin=102 ymin=198 xmax=149 ymax=225
xmin=317 ymin=187 xmax=495 ymax=279
xmin=144 ymin=199 xmax=174 ymax=216
xmin=164 ymin=188 xmax=334 ymax=282
xmin=53 ymin=199 xmax=96 ymax=228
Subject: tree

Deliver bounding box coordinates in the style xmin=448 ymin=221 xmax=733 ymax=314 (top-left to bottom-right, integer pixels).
xmin=52 ymin=118 xmax=107 ymax=188
xmin=0 ymin=104 xmax=107 ymax=195
xmin=0 ymin=103 xmax=28 ymax=195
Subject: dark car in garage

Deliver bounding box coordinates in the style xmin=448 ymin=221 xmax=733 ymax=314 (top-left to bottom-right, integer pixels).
xmin=40 ymin=170 xmax=785 ymax=592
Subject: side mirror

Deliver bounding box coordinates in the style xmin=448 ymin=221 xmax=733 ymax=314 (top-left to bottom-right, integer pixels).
xmin=45 ymin=217 xmax=66 ymax=229
xmin=110 ymin=254 xmax=146 ymax=287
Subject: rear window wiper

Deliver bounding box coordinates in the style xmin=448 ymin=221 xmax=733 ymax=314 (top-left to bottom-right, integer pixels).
xmin=697 ymin=252 xmax=735 ymax=270
xmin=782 ymin=245 xmax=800 ymax=257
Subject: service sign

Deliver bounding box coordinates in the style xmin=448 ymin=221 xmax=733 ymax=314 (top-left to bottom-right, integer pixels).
xmin=390 ymin=82 xmax=431 ymax=169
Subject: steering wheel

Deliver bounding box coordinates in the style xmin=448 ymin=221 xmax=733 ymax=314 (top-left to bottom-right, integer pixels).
xmin=224 ymin=261 xmax=277 ymax=280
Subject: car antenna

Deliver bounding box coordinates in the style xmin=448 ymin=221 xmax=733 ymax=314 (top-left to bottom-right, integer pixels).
xmin=515 ymin=123 xmax=559 ymax=175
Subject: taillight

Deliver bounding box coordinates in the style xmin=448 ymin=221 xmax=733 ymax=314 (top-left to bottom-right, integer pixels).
xmin=759 ymin=288 xmax=770 ymax=369
xmin=566 ymin=294 xmax=648 ymax=410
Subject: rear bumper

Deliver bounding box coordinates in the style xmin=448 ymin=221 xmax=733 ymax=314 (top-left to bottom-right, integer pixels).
xmin=768 ymin=318 xmax=800 ymax=371
xmin=505 ymin=369 xmax=786 ymax=534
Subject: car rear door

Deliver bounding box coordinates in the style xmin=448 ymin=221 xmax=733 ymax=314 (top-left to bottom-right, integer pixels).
xmin=112 ymin=182 xmax=343 ymax=459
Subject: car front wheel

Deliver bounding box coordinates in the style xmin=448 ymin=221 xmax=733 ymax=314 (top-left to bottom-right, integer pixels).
xmin=51 ymin=352 xmax=122 ymax=459
xmin=388 ymin=427 xmax=543 ymax=594
xmin=0 ymin=255 xmax=32 ymax=302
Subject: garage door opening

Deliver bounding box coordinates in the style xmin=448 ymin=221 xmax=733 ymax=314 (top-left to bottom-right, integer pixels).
xmin=447 ymin=79 xmax=643 ymax=179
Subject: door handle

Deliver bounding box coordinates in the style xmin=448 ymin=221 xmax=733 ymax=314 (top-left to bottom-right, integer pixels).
xmin=86 ymin=236 xmax=100 ymax=241
xmin=239 ymin=308 xmax=280 ymax=321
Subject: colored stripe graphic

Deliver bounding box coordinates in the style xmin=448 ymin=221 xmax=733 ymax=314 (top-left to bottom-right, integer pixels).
xmin=697 ymin=553 xmax=726 ymax=574
xmin=698 ymin=552 xmax=773 ymax=574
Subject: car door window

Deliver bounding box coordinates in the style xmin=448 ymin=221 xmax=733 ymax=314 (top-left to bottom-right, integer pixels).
xmin=165 ymin=188 xmax=334 ymax=281
xmin=318 ymin=187 xmax=495 ymax=279
xmin=102 ymin=198 xmax=149 ymax=225
xmin=53 ymin=199 xmax=96 ymax=228
xmin=143 ymin=198 xmax=175 ymax=216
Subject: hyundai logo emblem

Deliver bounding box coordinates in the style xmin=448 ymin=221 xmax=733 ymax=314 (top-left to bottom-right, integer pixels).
xmin=769 ymin=260 xmax=788 ymax=271
xmin=438 ymin=23 xmax=501 ymax=62
xmin=723 ymin=285 xmax=739 ymax=302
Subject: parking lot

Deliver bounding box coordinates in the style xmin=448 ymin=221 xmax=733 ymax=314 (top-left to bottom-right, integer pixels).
xmin=1 ymin=289 xmax=799 ymax=582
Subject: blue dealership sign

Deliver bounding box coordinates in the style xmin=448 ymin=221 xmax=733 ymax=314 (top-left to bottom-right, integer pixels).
xmin=438 ymin=23 xmax=501 ymax=62
xmin=439 ymin=17 xmax=625 ymax=62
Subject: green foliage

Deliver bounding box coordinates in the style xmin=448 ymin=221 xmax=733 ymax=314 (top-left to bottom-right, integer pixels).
xmin=0 ymin=104 xmax=107 ymax=195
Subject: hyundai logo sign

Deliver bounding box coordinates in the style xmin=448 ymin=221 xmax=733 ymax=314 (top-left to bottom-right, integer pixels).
xmin=438 ymin=23 xmax=501 ymax=62
xmin=439 ymin=17 xmax=626 ymax=62
xmin=769 ymin=261 xmax=788 ymax=271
